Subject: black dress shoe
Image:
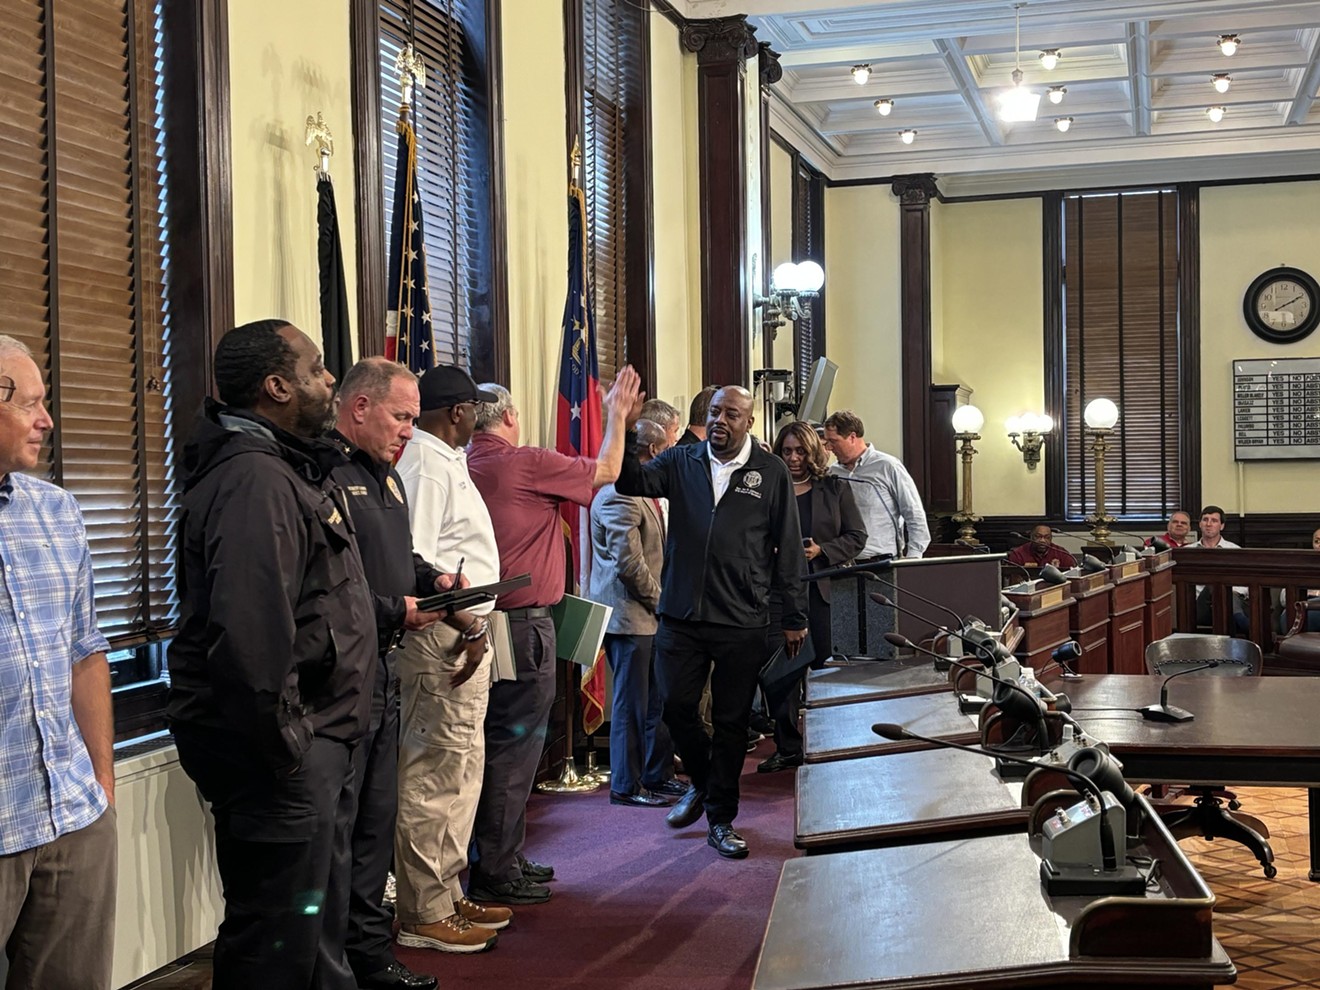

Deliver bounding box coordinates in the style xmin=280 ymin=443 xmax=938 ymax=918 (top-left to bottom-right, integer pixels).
xmin=467 ymin=875 xmax=551 ymax=905
xmin=708 ymin=823 xmax=749 ymax=859
xmin=665 ymin=785 xmax=706 ymax=828
xmin=757 ymin=750 xmax=804 ymax=774
xmin=610 ymin=789 xmax=672 ymax=807
xmin=358 ymin=959 xmax=439 ymax=990
xmin=516 ymin=852 xmax=554 ymax=882
xmin=647 ymin=778 xmax=689 ymax=797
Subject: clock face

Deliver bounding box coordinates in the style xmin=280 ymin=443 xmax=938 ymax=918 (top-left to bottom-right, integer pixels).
xmin=1244 ymin=267 xmax=1320 ymax=344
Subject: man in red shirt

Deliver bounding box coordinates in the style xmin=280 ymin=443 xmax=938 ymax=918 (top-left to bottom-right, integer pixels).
xmin=1006 ymin=524 xmax=1077 ymax=571
xmin=465 ymin=368 xmax=641 ymax=906
xmin=1148 ymin=509 xmax=1192 ymax=548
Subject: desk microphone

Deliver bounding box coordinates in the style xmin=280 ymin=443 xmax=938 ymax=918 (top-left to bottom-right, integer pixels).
xmin=806 ymin=556 xmax=895 ymax=582
xmin=871 ymin=593 xmax=1000 ymax=667
xmin=867 ymin=584 xmax=969 ymax=640
xmin=955 ymin=539 xmax=991 ymax=554
xmin=1139 ymin=660 xmax=1220 ymax=722
xmin=1037 ymin=640 xmax=1085 ymax=681
xmin=871 ymin=722 xmax=1145 ymax=895
xmin=1000 ymin=559 xmax=1037 ymax=587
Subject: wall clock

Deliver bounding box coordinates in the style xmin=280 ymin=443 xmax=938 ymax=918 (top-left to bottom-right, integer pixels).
xmin=1243 ymin=266 xmax=1320 ymax=344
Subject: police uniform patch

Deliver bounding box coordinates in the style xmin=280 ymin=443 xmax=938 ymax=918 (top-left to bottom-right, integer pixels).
xmin=743 ymin=470 xmax=762 ymax=489
xmin=386 ymin=477 xmax=405 ymax=504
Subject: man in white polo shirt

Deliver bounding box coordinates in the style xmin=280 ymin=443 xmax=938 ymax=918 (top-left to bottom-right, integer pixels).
xmin=392 ymin=365 xmax=509 ymax=955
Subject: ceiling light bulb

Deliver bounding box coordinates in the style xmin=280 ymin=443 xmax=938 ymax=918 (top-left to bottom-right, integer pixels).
xmin=1218 ymin=34 xmax=1239 ymax=56
xmin=851 ymin=64 xmax=871 ymax=85
xmin=1056 ymin=116 xmax=1073 ymax=132
xmin=1039 ymin=50 xmax=1060 ymax=71
xmin=1207 ymin=105 xmax=1226 ymax=122
xmin=1212 ymin=73 xmax=1231 ymax=93
xmin=1048 ymin=86 xmax=1067 ymax=104
xmin=899 ymin=129 xmax=916 ymax=144
xmin=874 ymin=99 xmax=894 ymax=116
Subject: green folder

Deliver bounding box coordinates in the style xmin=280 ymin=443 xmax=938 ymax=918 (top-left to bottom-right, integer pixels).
xmin=551 ymin=594 xmax=613 ymax=667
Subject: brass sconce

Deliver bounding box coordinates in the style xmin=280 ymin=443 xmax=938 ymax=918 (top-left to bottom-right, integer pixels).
xmin=1006 ymin=412 xmax=1054 ymax=470
xmin=950 ymin=404 xmax=984 ymax=544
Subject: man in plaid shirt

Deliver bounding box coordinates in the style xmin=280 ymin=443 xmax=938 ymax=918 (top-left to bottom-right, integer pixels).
xmin=0 ymin=335 xmax=116 ymax=990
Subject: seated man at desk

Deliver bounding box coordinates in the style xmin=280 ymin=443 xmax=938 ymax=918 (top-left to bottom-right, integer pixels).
xmin=1188 ymin=504 xmax=1249 ymax=634
xmin=1007 ymin=525 xmax=1077 ymax=571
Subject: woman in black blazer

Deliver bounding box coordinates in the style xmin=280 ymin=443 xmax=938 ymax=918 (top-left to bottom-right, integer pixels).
xmin=758 ymin=422 xmax=868 ymax=772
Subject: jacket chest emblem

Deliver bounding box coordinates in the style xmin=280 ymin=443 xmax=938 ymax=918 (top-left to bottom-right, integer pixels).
xmin=386 ymin=477 xmax=405 ymax=503
xmin=742 ymin=470 xmax=762 ymax=489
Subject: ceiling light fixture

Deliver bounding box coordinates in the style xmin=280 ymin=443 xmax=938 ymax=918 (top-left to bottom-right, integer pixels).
xmin=851 ymin=64 xmax=871 ymax=85
xmin=1212 ymin=73 xmax=1232 ymax=93
xmin=1039 ymin=49 xmax=1061 ymax=70
xmin=874 ymin=99 xmax=894 ymax=116
xmin=1207 ymin=105 xmax=1226 ymax=122
xmin=1218 ymin=34 xmax=1239 ymax=56
xmin=998 ymin=4 xmax=1041 ymax=122
xmin=1055 ymin=116 xmax=1073 ymax=132
xmin=900 ymin=129 xmax=917 ymax=144
xmin=1048 ymin=86 xmax=1067 ymax=104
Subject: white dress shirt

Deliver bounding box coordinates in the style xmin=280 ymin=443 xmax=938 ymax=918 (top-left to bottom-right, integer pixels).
xmin=709 ymin=433 xmax=754 ymax=505
xmin=829 ymin=444 xmax=931 ymax=558
xmin=396 ymin=428 xmax=501 ymax=615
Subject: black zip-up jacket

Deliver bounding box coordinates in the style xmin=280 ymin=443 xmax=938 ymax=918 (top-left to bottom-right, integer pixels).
xmin=166 ymin=401 xmax=377 ymax=775
xmin=615 ymin=431 xmax=808 ymax=630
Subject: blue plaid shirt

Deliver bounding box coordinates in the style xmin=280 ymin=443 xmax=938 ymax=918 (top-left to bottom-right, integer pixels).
xmin=0 ymin=472 xmax=110 ymax=855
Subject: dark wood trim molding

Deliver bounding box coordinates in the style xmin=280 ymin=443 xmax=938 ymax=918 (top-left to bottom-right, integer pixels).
xmin=1176 ymin=184 xmax=1202 ymax=518
xmin=940 ymin=512 xmax=1320 ymax=552
xmin=684 ymin=15 xmax=758 ymax=387
xmin=162 ymin=0 xmax=234 ymax=427
xmin=41 ymin=0 xmax=64 ymax=484
xmin=891 ymin=173 xmax=939 ymax=498
xmin=1042 ymin=190 xmax=1065 ymax=517
xmin=562 ymin=0 xmax=584 ymax=174
xmin=349 ymin=0 xmax=384 ymax=358
xmin=483 ymin=0 xmax=510 ymax=386
xmin=623 ymin=0 xmax=657 ymax=392
xmin=650 ymin=0 xmax=687 ymax=31
xmin=758 ymin=42 xmax=780 ymax=371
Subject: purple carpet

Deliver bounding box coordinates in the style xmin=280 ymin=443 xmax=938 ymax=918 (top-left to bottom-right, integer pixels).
xmin=396 ymin=741 xmax=799 ymax=989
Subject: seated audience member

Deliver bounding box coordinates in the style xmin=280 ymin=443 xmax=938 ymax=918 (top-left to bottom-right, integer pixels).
xmin=1147 ymin=509 xmax=1192 ymax=548
xmin=589 ymin=419 xmax=684 ymax=807
xmin=758 ymin=421 xmax=867 ymax=773
xmin=1188 ymin=504 xmax=1249 ymax=634
xmin=1281 ymin=526 xmax=1320 ymax=634
xmin=639 ymin=398 xmax=682 ymax=448
xmin=1006 ymin=525 xmax=1078 ymax=571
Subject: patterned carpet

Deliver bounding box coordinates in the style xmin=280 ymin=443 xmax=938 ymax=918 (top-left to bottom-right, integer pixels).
xmin=1180 ymin=787 xmax=1320 ymax=990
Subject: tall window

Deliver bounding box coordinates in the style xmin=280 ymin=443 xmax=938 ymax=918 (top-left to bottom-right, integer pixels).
xmin=1060 ymin=189 xmax=1181 ymax=519
xmin=0 ymin=0 xmax=178 ymax=651
xmin=378 ymin=0 xmax=496 ymax=372
xmin=792 ymin=157 xmax=825 ymax=395
xmin=578 ymin=0 xmax=652 ymax=387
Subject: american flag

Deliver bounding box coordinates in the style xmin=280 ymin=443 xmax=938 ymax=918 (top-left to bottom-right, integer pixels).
xmin=557 ymin=184 xmax=607 ymax=735
xmin=384 ymin=112 xmax=434 ymax=370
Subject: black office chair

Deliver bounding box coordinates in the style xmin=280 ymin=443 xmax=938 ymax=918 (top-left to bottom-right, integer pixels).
xmin=1144 ymin=634 xmax=1276 ymax=878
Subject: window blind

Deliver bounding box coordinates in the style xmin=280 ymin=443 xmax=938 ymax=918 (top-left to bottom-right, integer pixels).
xmin=792 ymin=158 xmax=825 ymax=396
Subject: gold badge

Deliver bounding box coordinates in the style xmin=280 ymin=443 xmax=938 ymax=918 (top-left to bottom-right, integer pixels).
xmin=386 ymin=477 xmax=405 ymax=504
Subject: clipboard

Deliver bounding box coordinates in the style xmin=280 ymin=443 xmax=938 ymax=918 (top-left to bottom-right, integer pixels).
xmin=415 ymin=573 xmax=532 ymax=613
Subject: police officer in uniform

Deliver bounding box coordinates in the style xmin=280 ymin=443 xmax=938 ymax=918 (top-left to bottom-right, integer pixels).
xmin=326 ymin=357 xmax=486 ymax=990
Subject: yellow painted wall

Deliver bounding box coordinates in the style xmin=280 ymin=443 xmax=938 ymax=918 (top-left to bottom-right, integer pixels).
xmin=1201 ymin=181 xmax=1320 ymax=514
xmin=228 ymin=0 xmax=357 ymax=348
xmin=651 ymin=17 xmax=702 ymax=413
xmin=768 ymin=142 xmax=795 ymax=372
xmin=823 ymin=185 xmax=903 ymax=454
xmin=937 ymin=199 xmax=1046 ymax=516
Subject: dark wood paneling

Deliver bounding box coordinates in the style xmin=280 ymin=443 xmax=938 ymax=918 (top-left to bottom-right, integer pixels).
xmin=482 ymin=0 xmax=509 ymax=386
xmin=683 ymin=16 xmax=757 ymax=388
xmin=927 ymin=384 xmax=965 ymax=515
xmin=624 ymin=2 xmax=656 ymax=392
xmin=891 ymin=174 xmax=938 ymax=499
xmin=758 ymin=44 xmax=777 ymax=371
xmin=350 ymin=0 xmax=384 ymax=358
xmin=1042 ymin=190 xmax=1065 ymax=517
xmin=939 ymin=512 xmax=1320 ymax=552
xmin=562 ymin=0 xmax=584 ymax=166
xmin=1177 ymin=184 xmax=1202 ymax=519
xmin=162 ymin=0 xmax=234 ymax=422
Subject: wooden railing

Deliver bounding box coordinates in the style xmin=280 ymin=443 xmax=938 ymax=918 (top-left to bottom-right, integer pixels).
xmin=1171 ymin=547 xmax=1320 ymax=654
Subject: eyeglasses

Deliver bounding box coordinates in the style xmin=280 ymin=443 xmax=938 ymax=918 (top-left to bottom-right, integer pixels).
xmin=0 ymin=377 xmax=14 ymax=404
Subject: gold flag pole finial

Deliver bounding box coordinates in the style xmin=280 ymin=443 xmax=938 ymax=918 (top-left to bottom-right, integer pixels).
xmin=396 ymin=44 xmax=427 ymax=122
xmin=304 ymin=111 xmax=334 ymax=176
xmin=571 ymin=136 xmax=582 ymax=187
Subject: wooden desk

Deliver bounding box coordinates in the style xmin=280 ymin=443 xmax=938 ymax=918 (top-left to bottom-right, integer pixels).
xmin=795 ymin=748 xmax=1025 ymax=851
xmin=757 ymin=798 xmax=1234 ymax=990
xmin=802 ymin=693 xmax=978 ymax=762
xmin=1109 ymin=572 xmax=1149 ymax=673
xmin=1145 ymin=560 xmax=1176 ymax=644
xmin=1069 ymin=581 xmax=1114 ymax=674
xmin=803 ymin=657 xmax=950 ymax=710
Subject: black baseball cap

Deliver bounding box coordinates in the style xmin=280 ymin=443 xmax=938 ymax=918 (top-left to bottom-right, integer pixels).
xmin=418 ymin=365 xmax=500 ymax=411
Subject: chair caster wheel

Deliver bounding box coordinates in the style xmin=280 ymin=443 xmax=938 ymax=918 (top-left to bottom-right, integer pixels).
xmin=1263 ymin=863 xmax=1278 ymax=879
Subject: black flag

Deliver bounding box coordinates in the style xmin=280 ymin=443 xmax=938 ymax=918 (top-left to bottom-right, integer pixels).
xmin=317 ymin=174 xmax=353 ymax=379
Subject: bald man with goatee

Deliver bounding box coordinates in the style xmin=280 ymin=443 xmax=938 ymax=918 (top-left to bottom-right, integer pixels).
xmin=615 ymin=384 xmax=808 ymax=859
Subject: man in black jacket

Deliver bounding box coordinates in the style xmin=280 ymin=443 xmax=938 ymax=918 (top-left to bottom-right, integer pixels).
xmin=167 ymin=320 xmax=376 ymax=990
xmin=616 ymin=384 xmax=808 ymax=858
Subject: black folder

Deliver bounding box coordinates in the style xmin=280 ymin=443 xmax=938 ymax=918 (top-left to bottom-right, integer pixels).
xmin=414 ymin=573 xmax=532 ymax=613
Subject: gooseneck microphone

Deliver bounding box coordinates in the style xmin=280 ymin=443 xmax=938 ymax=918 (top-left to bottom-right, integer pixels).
xmin=955 ymin=539 xmax=991 ymax=554
xmin=805 ymin=556 xmax=894 ymax=583
xmin=1139 ymin=660 xmax=1220 ymax=722
xmin=867 ymin=585 xmax=968 ymax=639
xmin=871 ymin=593 xmax=999 ymax=666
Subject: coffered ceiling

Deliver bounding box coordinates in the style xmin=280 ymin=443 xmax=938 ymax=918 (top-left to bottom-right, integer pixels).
xmin=676 ymin=0 xmax=1320 ymax=194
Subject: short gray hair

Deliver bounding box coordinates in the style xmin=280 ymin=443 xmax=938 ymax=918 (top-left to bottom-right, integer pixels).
xmin=640 ymin=398 xmax=680 ymax=430
xmin=0 ymin=335 xmax=33 ymax=362
xmin=636 ymin=419 xmax=667 ymax=450
xmin=339 ymin=356 xmax=416 ymax=403
xmin=473 ymin=383 xmax=514 ymax=432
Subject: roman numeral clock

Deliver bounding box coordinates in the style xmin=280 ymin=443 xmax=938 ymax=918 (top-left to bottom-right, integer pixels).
xmin=1244 ymin=266 xmax=1320 ymax=344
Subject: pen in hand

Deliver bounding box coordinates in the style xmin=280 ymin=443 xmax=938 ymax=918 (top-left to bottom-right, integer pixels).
xmin=452 ymin=556 xmax=464 ymax=591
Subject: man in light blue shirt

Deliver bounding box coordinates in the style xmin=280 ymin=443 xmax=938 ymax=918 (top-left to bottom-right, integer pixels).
xmin=0 ymin=335 xmax=116 ymax=990
xmin=823 ymin=409 xmax=930 ymax=559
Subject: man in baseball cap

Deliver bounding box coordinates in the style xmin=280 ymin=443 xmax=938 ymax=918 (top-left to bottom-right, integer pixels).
xmin=417 ymin=365 xmax=500 ymax=411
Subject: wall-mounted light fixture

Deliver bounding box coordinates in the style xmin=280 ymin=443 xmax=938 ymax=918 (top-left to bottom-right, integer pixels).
xmin=754 ymin=261 xmax=825 ymax=337
xmin=951 ymin=404 xmax=985 ymax=544
xmin=1006 ymin=412 xmax=1053 ymax=469
xmin=1083 ymin=397 xmax=1120 ymax=545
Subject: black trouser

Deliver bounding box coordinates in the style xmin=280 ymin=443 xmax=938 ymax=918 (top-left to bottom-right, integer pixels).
xmin=770 ymin=585 xmax=832 ymax=758
xmin=655 ymin=617 xmax=768 ymax=825
xmin=174 ymin=728 xmax=357 ymax=990
xmin=471 ymin=614 xmax=557 ymax=886
xmin=336 ymin=658 xmax=400 ymax=979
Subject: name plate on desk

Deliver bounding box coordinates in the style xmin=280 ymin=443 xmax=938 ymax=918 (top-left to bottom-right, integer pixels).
xmin=1109 ymin=559 xmax=1144 ymax=582
xmin=1142 ymin=549 xmax=1173 ymax=572
xmin=1002 ymin=584 xmax=1067 ymax=611
xmin=1066 ymin=570 xmax=1108 ymax=595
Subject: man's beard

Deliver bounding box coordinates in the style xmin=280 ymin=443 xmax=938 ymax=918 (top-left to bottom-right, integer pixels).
xmin=293 ymin=387 xmax=339 ymax=438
